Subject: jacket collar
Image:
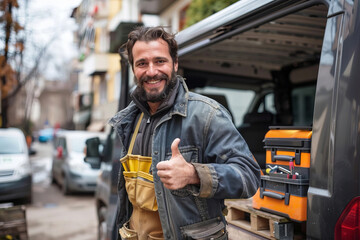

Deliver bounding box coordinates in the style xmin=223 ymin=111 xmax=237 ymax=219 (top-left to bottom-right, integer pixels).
xmin=108 ymin=75 xmax=189 ymax=128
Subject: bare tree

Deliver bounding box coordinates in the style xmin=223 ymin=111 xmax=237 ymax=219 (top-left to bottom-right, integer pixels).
xmin=0 ymin=0 xmax=24 ymax=128
xmin=0 ymin=0 xmax=73 ymax=128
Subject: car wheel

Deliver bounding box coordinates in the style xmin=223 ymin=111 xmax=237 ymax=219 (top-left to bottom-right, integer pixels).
xmin=98 ymin=206 xmax=107 ymax=240
xmin=51 ymin=170 xmax=57 ymax=185
xmin=23 ymin=192 xmax=32 ymax=205
xmin=62 ymin=176 xmax=71 ymax=195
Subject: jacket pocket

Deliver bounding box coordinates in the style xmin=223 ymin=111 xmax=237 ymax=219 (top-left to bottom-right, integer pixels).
xmin=165 ymin=146 xmax=199 ymax=197
xmin=165 ymin=146 xmax=199 ymax=163
xmin=180 ymin=218 xmax=227 ymax=240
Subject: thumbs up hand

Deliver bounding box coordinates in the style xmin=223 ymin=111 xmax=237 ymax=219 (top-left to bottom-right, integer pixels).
xmin=156 ymin=138 xmax=200 ymax=190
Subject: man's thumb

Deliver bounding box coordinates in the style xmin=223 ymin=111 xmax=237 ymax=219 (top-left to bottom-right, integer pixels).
xmin=171 ymin=138 xmax=181 ymax=158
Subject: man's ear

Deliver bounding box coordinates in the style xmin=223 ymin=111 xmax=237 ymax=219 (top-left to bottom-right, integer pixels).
xmin=174 ymin=59 xmax=178 ymax=72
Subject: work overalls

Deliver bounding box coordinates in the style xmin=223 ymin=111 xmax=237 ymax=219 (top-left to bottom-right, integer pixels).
xmin=119 ymin=113 xmax=164 ymax=240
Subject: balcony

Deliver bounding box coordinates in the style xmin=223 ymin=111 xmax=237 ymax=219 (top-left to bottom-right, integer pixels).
xmin=109 ymin=22 xmax=143 ymax=53
xmin=83 ymin=53 xmax=108 ymax=76
xmin=139 ymin=0 xmax=174 ymax=14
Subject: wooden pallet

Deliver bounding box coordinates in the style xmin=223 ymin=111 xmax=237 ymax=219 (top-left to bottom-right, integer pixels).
xmin=225 ymin=198 xmax=291 ymax=240
xmin=0 ymin=205 xmax=28 ymax=240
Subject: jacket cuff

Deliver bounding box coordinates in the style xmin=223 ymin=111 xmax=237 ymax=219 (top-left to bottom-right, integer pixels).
xmin=192 ymin=163 xmax=216 ymax=198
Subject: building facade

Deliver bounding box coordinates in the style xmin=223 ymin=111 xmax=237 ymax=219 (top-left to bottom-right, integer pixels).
xmin=71 ymin=0 xmax=193 ymax=132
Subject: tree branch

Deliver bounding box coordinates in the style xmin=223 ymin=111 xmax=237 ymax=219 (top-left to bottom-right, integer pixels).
xmin=4 ymin=34 xmax=56 ymax=100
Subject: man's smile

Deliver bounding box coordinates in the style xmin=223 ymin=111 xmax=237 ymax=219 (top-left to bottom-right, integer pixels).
xmin=145 ymin=79 xmax=162 ymax=84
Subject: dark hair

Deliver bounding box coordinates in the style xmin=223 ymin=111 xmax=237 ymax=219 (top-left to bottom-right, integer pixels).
xmin=122 ymin=26 xmax=178 ymax=68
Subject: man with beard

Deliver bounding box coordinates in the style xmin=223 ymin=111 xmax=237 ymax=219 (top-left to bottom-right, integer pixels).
xmin=109 ymin=26 xmax=260 ymax=240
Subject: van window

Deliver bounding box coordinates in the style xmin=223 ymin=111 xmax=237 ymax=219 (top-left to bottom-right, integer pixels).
xmin=257 ymin=93 xmax=276 ymax=115
xmin=194 ymin=86 xmax=255 ymax=126
xmin=0 ymin=136 xmax=25 ymax=154
xmin=55 ymin=137 xmax=66 ymax=148
xmin=68 ymin=136 xmax=91 ymax=153
xmin=292 ymin=85 xmax=316 ymax=126
xmin=252 ymin=85 xmax=316 ymax=126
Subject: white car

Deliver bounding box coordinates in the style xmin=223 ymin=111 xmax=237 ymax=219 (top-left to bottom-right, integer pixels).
xmin=51 ymin=130 xmax=106 ymax=195
xmin=0 ymin=128 xmax=32 ymax=203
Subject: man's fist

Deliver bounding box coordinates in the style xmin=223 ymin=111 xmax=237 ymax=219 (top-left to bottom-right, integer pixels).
xmin=156 ymin=138 xmax=199 ymax=189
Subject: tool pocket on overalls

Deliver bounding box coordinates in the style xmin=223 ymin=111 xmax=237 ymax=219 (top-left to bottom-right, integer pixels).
xmin=180 ymin=218 xmax=227 ymax=240
xmin=119 ymin=220 xmax=138 ymax=240
xmin=120 ymin=112 xmax=158 ymax=211
xmin=136 ymin=171 xmax=158 ymax=211
xmin=123 ymin=171 xmax=137 ymax=206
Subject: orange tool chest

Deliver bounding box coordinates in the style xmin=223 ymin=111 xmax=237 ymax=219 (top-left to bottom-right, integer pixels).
xmin=253 ymin=126 xmax=312 ymax=222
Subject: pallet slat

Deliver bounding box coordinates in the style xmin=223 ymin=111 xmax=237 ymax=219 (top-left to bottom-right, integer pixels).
xmin=0 ymin=205 xmax=28 ymax=240
xmin=225 ymin=199 xmax=292 ymax=240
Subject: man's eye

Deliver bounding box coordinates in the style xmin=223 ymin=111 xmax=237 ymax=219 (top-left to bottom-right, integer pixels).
xmin=157 ymin=60 xmax=165 ymax=64
xmin=137 ymin=62 xmax=146 ymax=67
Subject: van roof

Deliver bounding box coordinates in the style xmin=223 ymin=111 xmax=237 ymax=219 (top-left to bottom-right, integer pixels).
xmin=176 ymin=0 xmax=328 ymax=86
xmin=0 ymin=128 xmax=25 ymax=137
xmin=176 ymin=0 xmax=275 ymax=48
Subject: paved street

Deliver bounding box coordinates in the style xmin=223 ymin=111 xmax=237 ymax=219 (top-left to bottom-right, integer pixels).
xmin=26 ymin=141 xmax=97 ymax=240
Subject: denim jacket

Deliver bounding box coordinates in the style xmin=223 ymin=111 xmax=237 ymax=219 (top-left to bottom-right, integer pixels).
xmin=109 ymin=77 xmax=261 ymax=239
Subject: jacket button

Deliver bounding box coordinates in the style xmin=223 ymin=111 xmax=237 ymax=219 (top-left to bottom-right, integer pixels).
xmin=154 ymin=151 xmax=158 ymax=155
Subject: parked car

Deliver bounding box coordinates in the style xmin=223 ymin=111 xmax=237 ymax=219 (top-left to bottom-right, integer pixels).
xmin=51 ymin=130 xmax=106 ymax=195
xmin=0 ymin=128 xmax=32 ymax=203
xmin=38 ymin=127 xmax=63 ymax=143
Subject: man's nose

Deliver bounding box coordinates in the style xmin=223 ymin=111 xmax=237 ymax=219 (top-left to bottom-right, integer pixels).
xmin=146 ymin=63 xmax=158 ymax=77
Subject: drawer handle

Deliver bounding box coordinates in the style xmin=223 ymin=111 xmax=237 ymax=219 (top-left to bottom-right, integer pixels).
xmin=260 ymin=188 xmax=290 ymax=205
xmin=273 ymin=155 xmax=294 ymax=161
xmin=263 ymin=191 xmax=284 ymax=200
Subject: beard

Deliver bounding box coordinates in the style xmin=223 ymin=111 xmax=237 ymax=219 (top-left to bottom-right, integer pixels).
xmin=135 ymin=70 xmax=177 ymax=103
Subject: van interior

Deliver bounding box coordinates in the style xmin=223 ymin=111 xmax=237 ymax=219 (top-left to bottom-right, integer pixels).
xmin=177 ymin=3 xmax=328 ymax=169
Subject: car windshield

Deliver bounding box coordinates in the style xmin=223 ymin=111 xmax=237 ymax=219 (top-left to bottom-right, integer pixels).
xmin=67 ymin=135 xmax=91 ymax=153
xmin=0 ymin=136 xmax=24 ymax=154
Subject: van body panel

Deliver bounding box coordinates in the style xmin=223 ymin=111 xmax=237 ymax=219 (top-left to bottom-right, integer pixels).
xmin=328 ymin=0 xmax=346 ymax=17
xmin=308 ymin=1 xmax=360 ymax=238
xmin=307 ymin=13 xmax=343 ymax=239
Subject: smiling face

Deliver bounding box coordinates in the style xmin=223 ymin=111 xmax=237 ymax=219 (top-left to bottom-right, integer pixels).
xmin=132 ymin=39 xmax=178 ymax=103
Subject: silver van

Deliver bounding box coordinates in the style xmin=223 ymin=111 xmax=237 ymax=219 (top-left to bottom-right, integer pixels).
xmin=0 ymin=128 xmax=32 ymax=203
xmin=52 ymin=130 xmax=106 ymax=195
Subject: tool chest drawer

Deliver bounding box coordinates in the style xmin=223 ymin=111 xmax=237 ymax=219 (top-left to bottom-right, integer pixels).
xmin=264 ymin=126 xmax=312 ymax=168
xmin=252 ymin=174 xmax=309 ymax=222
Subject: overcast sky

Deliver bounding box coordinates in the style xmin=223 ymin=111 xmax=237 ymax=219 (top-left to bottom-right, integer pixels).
xmin=20 ymin=0 xmax=81 ymax=80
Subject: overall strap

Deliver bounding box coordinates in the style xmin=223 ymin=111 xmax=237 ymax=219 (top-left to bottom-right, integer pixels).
xmin=128 ymin=112 xmax=144 ymax=154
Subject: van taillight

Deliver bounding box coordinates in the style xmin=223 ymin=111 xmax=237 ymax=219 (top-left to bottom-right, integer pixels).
xmin=335 ymin=197 xmax=360 ymax=240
